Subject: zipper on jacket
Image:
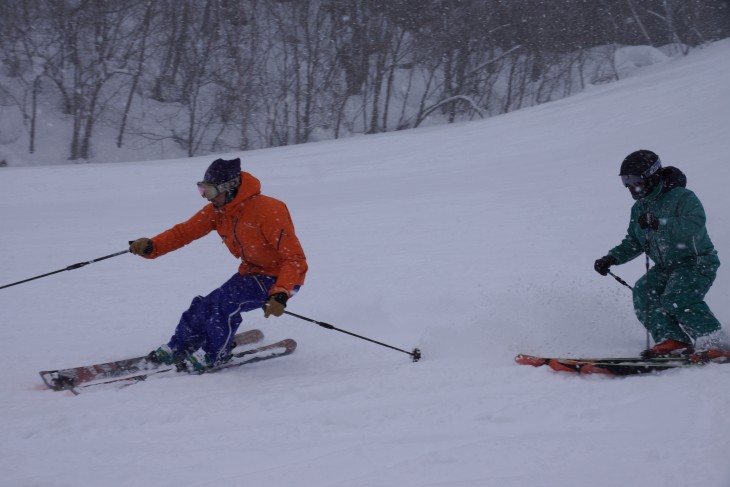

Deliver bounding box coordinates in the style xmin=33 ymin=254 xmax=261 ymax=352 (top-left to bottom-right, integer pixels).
xmin=233 ymin=217 xmax=246 ymax=262
xmin=639 ymin=199 xmax=666 ymax=268
xmin=649 ymin=230 xmax=667 ymax=268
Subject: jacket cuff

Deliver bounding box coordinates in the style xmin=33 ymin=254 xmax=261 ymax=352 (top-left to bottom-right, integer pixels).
xmin=268 ymin=286 xmax=290 ymax=298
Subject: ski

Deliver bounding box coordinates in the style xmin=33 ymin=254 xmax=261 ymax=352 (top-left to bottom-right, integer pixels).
xmin=515 ymin=353 xmax=707 ymax=376
xmin=40 ymin=329 xmax=264 ymax=391
xmin=515 ymin=353 xmax=685 ymax=367
xmin=571 ymin=360 xmax=701 ymax=376
xmin=70 ymin=338 xmax=297 ymax=394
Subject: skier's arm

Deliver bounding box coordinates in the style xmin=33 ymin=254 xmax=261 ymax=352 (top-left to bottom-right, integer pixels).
xmin=145 ymin=207 xmax=216 ymax=258
xmin=608 ymin=214 xmax=644 ymax=265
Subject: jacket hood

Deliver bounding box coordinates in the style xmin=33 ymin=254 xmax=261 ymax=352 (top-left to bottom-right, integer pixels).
xmin=213 ymin=171 xmax=261 ymax=211
xmin=234 ymin=171 xmax=261 ymax=201
xmin=661 ymin=166 xmax=687 ymax=193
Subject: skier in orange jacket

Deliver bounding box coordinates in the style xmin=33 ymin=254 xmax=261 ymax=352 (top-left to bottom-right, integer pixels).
xmin=129 ymin=157 xmax=307 ymax=371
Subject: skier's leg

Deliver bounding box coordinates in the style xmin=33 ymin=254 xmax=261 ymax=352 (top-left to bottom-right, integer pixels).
xmin=166 ymin=294 xmax=211 ymax=355
xmin=199 ymin=274 xmax=277 ymax=364
xmin=633 ymin=268 xmax=691 ymax=344
xmin=659 ymin=266 xmax=722 ymax=341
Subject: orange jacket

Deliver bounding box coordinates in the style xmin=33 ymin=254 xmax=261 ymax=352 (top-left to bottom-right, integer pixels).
xmin=146 ymin=172 xmax=307 ymax=296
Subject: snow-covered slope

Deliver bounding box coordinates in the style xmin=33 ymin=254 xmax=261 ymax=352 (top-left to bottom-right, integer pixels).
xmin=1 ymin=39 xmax=729 ymax=486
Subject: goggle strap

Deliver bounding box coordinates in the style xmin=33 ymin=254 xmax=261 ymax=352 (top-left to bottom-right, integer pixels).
xmin=215 ymin=176 xmax=241 ymax=194
xmin=643 ymin=158 xmax=661 ymax=178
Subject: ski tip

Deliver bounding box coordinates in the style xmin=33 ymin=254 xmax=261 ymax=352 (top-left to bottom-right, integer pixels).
xmin=234 ymin=329 xmax=265 ymax=347
xmin=281 ymin=338 xmax=298 ymax=353
xmin=514 ymin=354 xmax=547 ymax=367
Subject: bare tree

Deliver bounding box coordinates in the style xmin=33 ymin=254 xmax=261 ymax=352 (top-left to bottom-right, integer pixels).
xmin=117 ymin=1 xmax=156 ymax=148
xmin=35 ymin=0 xmax=144 ymax=159
xmin=215 ymin=0 xmax=263 ymax=151
xmin=168 ymin=0 xmax=227 ymax=156
xmin=2 ymin=0 xmax=729 ymax=162
xmin=626 ymin=0 xmax=654 ymax=45
xmin=1 ymin=0 xmax=52 ymax=154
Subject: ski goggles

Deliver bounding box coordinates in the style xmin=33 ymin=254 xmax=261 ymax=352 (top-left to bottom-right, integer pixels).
xmin=196 ymin=176 xmax=241 ymax=199
xmin=620 ymin=158 xmax=661 ymax=187
xmin=620 ymin=174 xmax=646 ymax=187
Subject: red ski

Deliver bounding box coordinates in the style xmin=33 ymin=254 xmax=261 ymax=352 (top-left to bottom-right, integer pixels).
xmin=514 ymin=353 xmax=717 ymax=376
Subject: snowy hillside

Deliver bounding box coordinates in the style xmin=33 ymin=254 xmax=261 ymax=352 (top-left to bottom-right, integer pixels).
xmin=1 ymin=39 xmax=729 ymax=487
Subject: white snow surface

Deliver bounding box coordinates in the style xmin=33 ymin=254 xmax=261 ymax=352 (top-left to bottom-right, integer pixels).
xmin=1 ymin=39 xmax=730 ymax=486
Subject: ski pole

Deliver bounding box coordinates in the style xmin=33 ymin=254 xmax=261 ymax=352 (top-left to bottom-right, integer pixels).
xmin=607 ymin=268 xmax=650 ymax=349
xmin=608 ymin=270 xmax=632 ymax=290
xmin=281 ymin=309 xmax=422 ymax=362
xmin=0 ymin=250 xmax=129 ymax=290
xmin=643 ymin=229 xmax=652 ymax=350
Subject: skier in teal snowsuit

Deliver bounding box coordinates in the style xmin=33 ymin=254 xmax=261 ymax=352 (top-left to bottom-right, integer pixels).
xmin=594 ymin=150 xmax=728 ymax=361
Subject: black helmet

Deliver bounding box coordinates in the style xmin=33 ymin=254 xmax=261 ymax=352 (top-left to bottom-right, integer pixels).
xmin=620 ymin=150 xmax=662 ymax=200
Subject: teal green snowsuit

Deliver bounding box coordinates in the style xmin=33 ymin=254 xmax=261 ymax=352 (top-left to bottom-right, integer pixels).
xmin=608 ymin=182 xmax=721 ymax=344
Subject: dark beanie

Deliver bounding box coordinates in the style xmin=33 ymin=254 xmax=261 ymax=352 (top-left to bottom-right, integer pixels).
xmin=203 ymin=158 xmax=241 ymax=184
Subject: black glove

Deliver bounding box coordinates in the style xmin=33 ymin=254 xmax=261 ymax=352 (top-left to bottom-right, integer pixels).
xmin=594 ymin=255 xmax=617 ymax=276
xmin=638 ymin=213 xmax=659 ymax=231
xmin=263 ymin=293 xmax=288 ymax=318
